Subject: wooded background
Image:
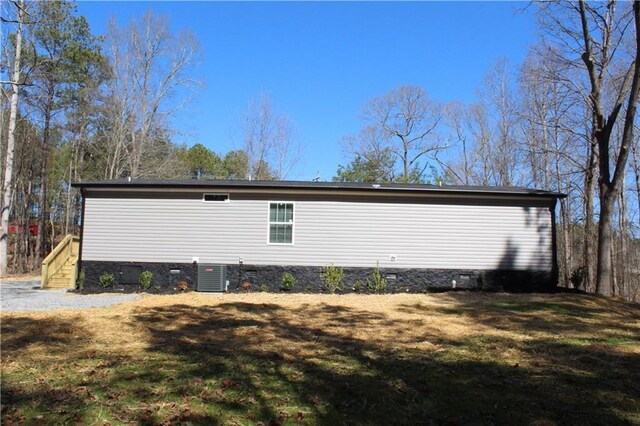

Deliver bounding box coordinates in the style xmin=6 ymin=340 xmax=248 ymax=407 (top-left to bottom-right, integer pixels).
xmin=2 ymin=1 xmax=639 ymax=301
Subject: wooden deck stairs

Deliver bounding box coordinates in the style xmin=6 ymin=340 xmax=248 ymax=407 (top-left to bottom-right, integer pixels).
xmin=41 ymin=235 xmax=80 ymax=289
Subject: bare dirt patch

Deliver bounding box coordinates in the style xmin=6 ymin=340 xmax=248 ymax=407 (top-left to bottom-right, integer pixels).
xmin=2 ymin=292 xmax=639 ymax=425
xmin=0 ymin=274 xmax=40 ymax=283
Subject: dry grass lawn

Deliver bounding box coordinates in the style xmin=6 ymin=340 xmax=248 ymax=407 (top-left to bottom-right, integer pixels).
xmin=0 ymin=274 xmax=40 ymax=282
xmin=1 ymin=291 xmax=639 ymax=425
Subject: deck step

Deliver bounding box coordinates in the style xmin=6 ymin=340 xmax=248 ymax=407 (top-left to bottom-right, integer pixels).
xmin=50 ymin=274 xmax=73 ymax=280
xmin=46 ymin=280 xmax=74 ymax=288
xmin=54 ymin=271 xmax=74 ymax=278
xmin=46 ymin=266 xmax=77 ymax=288
xmin=50 ymin=275 xmax=72 ymax=282
xmin=55 ymin=274 xmax=73 ymax=279
xmin=41 ymin=234 xmax=79 ymax=289
xmin=44 ymin=264 xmax=77 ymax=288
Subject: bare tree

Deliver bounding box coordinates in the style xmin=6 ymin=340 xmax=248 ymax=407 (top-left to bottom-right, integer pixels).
xmin=519 ymin=46 xmax=588 ymax=288
xmin=479 ymin=59 xmax=524 ymax=186
xmin=537 ymin=1 xmax=640 ymax=296
xmin=242 ymin=94 xmax=301 ymax=180
xmin=1 ymin=0 xmax=27 ymax=277
xmin=445 ymin=103 xmax=512 ymax=188
xmin=339 ymin=125 xmax=397 ymax=182
xmin=444 ymin=102 xmax=471 ymax=185
xmin=629 ymin=124 xmax=640 ymax=300
xmin=346 ymin=85 xmax=446 ymax=183
xmin=580 ymin=1 xmax=639 ymax=296
xmin=632 ymin=124 xmax=640 ymax=229
xmin=446 ymin=61 xmax=523 ymax=188
xmin=466 ymin=103 xmax=496 ymax=186
xmin=100 ymin=11 xmax=201 ymax=179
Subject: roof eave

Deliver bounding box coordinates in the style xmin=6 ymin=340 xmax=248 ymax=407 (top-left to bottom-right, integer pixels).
xmin=71 ymin=180 xmax=565 ymax=199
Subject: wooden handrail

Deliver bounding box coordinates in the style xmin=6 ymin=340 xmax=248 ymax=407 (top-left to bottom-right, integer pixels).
xmin=41 ymin=234 xmax=80 ymax=288
xmin=42 ymin=234 xmax=75 ymax=265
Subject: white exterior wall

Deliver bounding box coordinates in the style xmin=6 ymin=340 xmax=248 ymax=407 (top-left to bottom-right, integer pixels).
xmin=82 ymin=193 xmax=554 ymax=271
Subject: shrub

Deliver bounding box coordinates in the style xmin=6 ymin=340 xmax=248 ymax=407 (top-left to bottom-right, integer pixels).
xmin=99 ymin=272 xmax=115 ymax=288
xmin=570 ymin=266 xmax=587 ymax=288
xmin=154 ymin=285 xmax=161 ymax=292
xmin=282 ymin=272 xmax=296 ymax=291
xmin=139 ymin=270 xmax=153 ymax=289
xmin=366 ymin=263 xmax=388 ymax=293
xmin=242 ymin=281 xmax=252 ymax=293
xmin=320 ymin=264 xmax=344 ymax=293
xmin=177 ymin=281 xmax=189 ymax=291
xmin=259 ymin=284 xmax=269 ymax=292
xmin=353 ymin=280 xmax=363 ymax=293
xmin=77 ymin=271 xmax=85 ymax=290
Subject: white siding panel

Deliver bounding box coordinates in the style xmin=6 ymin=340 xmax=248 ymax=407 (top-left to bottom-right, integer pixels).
xmin=82 ymin=196 xmax=553 ymax=270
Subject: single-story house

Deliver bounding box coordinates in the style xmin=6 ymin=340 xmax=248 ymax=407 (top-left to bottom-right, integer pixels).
xmin=72 ymin=179 xmax=564 ymax=293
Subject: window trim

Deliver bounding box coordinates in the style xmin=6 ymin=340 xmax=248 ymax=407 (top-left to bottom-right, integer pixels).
xmin=202 ymin=193 xmax=230 ymax=203
xmin=267 ymin=201 xmax=295 ymax=245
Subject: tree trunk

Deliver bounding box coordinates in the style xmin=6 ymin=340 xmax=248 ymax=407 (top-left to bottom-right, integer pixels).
xmin=618 ymin=184 xmax=628 ymax=299
xmin=1 ymin=0 xmax=25 ymax=277
xmin=560 ymin=198 xmax=572 ymax=288
xmin=462 ymin=136 xmax=470 ymax=185
xmin=64 ymin=156 xmax=73 ymax=235
xmin=34 ymin=83 xmax=55 ymax=266
xmin=583 ymin=141 xmax=597 ymax=292
xmin=595 ymin=1 xmax=640 ymax=296
xmin=596 ymin=185 xmax=615 ymax=296
xmin=403 ymin=141 xmax=409 ymax=181
xmin=633 ymin=138 xmax=640 ymax=229
xmin=20 ymin=181 xmax=32 ymax=273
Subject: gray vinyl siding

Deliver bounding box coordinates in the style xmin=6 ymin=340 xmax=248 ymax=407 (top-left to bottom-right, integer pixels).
xmin=82 ymin=193 xmax=553 ymax=271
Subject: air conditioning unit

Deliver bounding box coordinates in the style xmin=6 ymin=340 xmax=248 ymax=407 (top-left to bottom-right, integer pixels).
xmin=197 ymin=264 xmax=227 ymax=292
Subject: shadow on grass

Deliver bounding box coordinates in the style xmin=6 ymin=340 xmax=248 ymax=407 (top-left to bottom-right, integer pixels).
xmin=1 ymin=316 xmax=88 ymax=351
xmin=1 ymin=317 xmax=95 ymax=424
xmin=2 ymin=298 xmax=639 ymax=425
xmin=131 ymin=301 xmax=639 ymax=425
xmin=0 ymin=316 xmax=223 ymax=425
xmin=399 ymin=292 xmax=640 ymax=343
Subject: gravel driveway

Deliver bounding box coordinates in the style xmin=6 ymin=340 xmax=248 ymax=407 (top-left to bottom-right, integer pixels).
xmin=1 ymin=280 xmax=140 ymax=312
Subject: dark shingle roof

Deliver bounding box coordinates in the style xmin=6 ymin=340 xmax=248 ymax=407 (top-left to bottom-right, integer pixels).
xmin=72 ymin=179 xmax=565 ymax=198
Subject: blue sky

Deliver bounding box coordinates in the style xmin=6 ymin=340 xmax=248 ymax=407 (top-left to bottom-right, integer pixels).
xmin=77 ymin=1 xmax=537 ymax=181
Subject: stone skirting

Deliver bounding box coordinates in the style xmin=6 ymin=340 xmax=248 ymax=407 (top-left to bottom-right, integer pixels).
xmin=79 ymin=261 xmax=555 ymax=294
xmin=80 ymin=261 xmax=197 ymax=294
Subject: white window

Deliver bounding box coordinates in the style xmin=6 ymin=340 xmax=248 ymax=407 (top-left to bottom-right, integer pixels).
xmin=269 ymin=202 xmax=294 ymax=244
